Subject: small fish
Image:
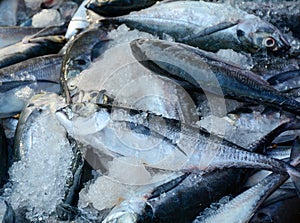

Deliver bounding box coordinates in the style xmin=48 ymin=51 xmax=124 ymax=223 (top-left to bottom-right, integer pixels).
xmin=0 ymin=35 xmax=66 ymax=69
xmin=86 ymin=0 xmax=158 ymax=17
xmin=130 ymin=38 xmax=300 ymax=115
xmin=102 ymin=1 xmax=290 ymax=53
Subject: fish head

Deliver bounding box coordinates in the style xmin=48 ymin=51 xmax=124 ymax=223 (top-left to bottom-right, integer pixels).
xmin=56 ymin=102 xmax=110 ymax=136
xmin=236 ymin=17 xmax=290 ymax=53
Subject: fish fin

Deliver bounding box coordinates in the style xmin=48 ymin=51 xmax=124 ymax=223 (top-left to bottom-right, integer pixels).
xmin=179 ymin=21 xmax=239 ymax=42
xmin=267 ymin=70 xmax=300 ymax=85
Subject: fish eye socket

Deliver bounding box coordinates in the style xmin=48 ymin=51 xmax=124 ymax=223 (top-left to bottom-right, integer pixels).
xmin=264 ymin=37 xmax=276 ymax=48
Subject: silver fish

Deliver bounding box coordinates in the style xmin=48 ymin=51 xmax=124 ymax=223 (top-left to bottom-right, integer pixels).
xmin=56 ymin=104 xmax=300 ymax=192
xmin=102 ymin=1 xmax=290 ymax=53
xmin=130 ymin=38 xmax=300 ymax=115
xmin=0 ymin=35 xmax=66 ymax=69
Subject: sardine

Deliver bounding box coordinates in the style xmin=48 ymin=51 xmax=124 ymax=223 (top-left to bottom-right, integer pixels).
xmin=102 ymin=1 xmax=290 ymax=53
xmin=130 ymin=38 xmax=300 ymax=114
xmin=86 ymin=0 xmax=158 ymax=17
xmin=0 ymin=35 xmax=66 ymax=69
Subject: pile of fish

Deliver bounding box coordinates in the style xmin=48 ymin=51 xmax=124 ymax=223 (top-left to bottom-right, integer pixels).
xmin=1 ymin=0 xmax=300 ymax=222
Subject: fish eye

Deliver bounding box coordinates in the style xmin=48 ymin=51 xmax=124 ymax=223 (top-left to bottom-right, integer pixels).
xmin=264 ymin=37 xmax=276 ymax=48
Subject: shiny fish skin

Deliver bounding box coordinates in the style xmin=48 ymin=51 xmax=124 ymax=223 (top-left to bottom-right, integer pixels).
xmin=192 ymin=173 xmax=288 ymax=223
xmin=0 ymin=35 xmax=66 ymax=69
xmin=56 ymin=104 xmax=300 ymax=193
xmin=103 ymin=1 xmax=290 ymax=53
xmin=86 ymin=0 xmax=158 ymax=17
xmin=62 ymin=28 xmax=108 ymax=80
xmin=130 ymin=38 xmax=300 ymax=114
xmin=0 ymin=54 xmax=63 ymax=93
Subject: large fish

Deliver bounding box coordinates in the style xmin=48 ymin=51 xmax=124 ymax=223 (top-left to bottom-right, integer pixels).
xmin=86 ymin=0 xmax=159 ymax=17
xmin=0 ymin=35 xmax=65 ymax=69
xmin=102 ymin=1 xmax=290 ymax=53
xmin=56 ymin=103 xmax=300 ymax=193
xmin=130 ymin=38 xmax=300 ymax=115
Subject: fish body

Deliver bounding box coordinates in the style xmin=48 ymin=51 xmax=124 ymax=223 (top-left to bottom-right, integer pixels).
xmin=9 ymin=93 xmax=77 ymax=221
xmin=0 ymin=35 xmax=65 ymax=69
xmin=130 ymin=39 xmax=300 ymax=114
xmin=86 ymin=0 xmax=158 ymax=17
xmin=0 ymin=54 xmax=63 ymax=118
xmin=104 ymin=1 xmax=290 ymax=53
xmin=193 ymin=173 xmax=287 ymax=223
xmin=0 ymin=26 xmax=42 ymax=49
xmin=0 ymin=54 xmax=63 ymax=92
xmin=56 ymin=104 xmax=300 ymax=192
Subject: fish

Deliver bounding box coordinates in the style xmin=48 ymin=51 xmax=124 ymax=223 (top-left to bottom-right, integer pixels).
xmin=130 ymin=38 xmax=300 ymax=115
xmin=0 ymin=54 xmax=63 ymax=92
xmin=0 ymin=122 xmax=8 ymax=189
xmin=86 ymin=0 xmax=159 ymax=17
xmin=0 ymin=54 xmax=63 ymax=118
xmin=61 ymin=28 xmax=109 ymax=102
xmin=10 ymin=93 xmax=81 ymax=221
xmin=56 ymin=103 xmax=300 ymax=193
xmin=0 ymin=26 xmax=42 ymax=49
xmin=101 ymin=1 xmax=290 ymax=53
xmin=192 ymin=136 xmax=300 ymax=223
xmin=192 ymin=173 xmax=289 ymax=223
xmin=0 ymin=35 xmax=66 ymax=69
xmin=65 ymin=0 xmax=90 ymax=39
xmin=236 ymin=0 xmax=300 ymax=39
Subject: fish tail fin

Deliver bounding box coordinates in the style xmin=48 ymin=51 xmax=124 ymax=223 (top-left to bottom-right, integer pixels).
xmin=287 ymin=136 xmax=300 ymax=196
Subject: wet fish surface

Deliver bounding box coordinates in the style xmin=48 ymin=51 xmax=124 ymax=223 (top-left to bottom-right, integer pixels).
xmin=102 ymin=1 xmax=290 ymax=53
xmin=0 ymin=35 xmax=66 ymax=69
xmin=130 ymin=38 xmax=300 ymax=114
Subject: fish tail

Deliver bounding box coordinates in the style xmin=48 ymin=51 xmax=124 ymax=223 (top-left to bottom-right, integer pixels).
xmin=287 ymin=136 xmax=300 ymax=196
